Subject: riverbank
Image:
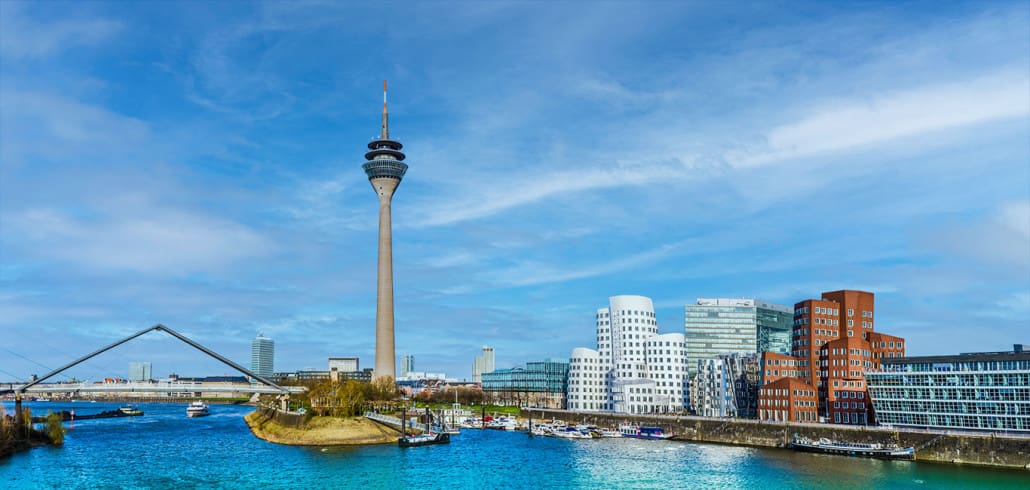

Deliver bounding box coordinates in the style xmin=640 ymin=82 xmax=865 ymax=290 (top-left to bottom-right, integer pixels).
xmin=245 ymin=408 xmax=400 ymax=446
xmin=525 ymin=409 xmax=1030 ymax=471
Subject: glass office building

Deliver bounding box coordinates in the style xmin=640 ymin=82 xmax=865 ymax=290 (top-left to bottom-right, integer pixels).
xmin=866 ymin=345 xmax=1030 ymax=432
xmin=685 ymin=299 xmax=792 ymax=378
xmin=481 ymin=359 xmax=569 ymax=408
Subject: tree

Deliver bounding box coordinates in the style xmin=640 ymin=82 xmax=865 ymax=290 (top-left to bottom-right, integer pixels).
xmin=46 ymin=412 xmax=65 ymax=445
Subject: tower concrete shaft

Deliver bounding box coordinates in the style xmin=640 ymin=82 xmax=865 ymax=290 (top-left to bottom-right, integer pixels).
xmin=362 ymin=80 xmax=408 ymax=381
xmin=373 ymin=177 xmax=398 ymax=380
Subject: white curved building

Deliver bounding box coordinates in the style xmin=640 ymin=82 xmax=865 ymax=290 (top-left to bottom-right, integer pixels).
xmin=568 ymin=295 xmax=688 ymax=414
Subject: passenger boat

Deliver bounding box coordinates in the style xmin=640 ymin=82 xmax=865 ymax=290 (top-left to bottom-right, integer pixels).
xmin=618 ymin=425 xmax=673 ymax=439
xmin=788 ymin=437 xmax=914 ymax=460
xmin=119 ymin=405 xmax=144 ymax=416
xmin=398 ymin=408 xmax=451 ymax=448
xmin=186 ymin=401 xmax=210 ymax=418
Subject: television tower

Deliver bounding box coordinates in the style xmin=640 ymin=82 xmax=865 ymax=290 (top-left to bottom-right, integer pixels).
xmin=362 ymin=80 xmax=408 ymax=381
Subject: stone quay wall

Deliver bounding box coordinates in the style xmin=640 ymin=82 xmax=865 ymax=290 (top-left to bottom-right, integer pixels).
xmin=524 ymin=409 xmax=1030 ymax=470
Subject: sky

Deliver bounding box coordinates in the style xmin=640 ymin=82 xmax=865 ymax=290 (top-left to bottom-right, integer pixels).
xmin=1 ymin=1 xmax=1028 ymax=383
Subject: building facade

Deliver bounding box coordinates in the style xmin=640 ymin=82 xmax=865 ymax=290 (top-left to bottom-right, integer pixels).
xmin=481 ymin=359 xmax=569 ymax=408
xmin=685 ymin=298 xmax=792 ymax=379
xmin=567 ymin=295 xmax=688 ymax=414
xmin=757 ymin=290 xmax=905 ymax=425
xmin=328 ymin=357 xmax=359 ymax=372
xmin=691 ymin=353 xmax=760 ymax=418
xmin=251 ymin=334 xmax=274 ymax=378
xmin=128 ymin=362 xmax=152 ymax=382
xmin=472 ymin=346 xmax=495 ymax=383
xmin=401 ymin=355 xmax=414 ymax=377
xmin=866 ymin=345 xmax=1030 ymax=433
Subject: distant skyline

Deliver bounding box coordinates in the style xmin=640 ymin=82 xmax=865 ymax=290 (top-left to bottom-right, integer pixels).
xmin=1 ymin=2 xmax=1028 ymax=382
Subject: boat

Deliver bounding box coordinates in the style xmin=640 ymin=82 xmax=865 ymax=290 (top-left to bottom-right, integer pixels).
xmin=788 ymin=437 xmax=914 ymax=460
xmin=599 ymin=427 xmax=623 ymax=438
xmin=398 ymin=408 xmax=451 ymax=448
xmin=552 ymin=426 xmax=594 ymax=439
xmin=618 ymin=425 xmax=673 ymax=439
xmin=119 ymin=405 xmax=144 ymax=416
xmin=186 ymin=401 xmax=210 ymax=418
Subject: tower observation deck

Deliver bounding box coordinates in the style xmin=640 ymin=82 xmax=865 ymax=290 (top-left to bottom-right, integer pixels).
xmin=363 ymin=80 xmax=407 ymax=381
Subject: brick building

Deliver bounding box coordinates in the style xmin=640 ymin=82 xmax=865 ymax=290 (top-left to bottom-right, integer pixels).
xmin=758 ymin=289 xmax=905 ymax=425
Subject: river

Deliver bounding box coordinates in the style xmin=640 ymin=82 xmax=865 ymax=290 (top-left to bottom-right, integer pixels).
xmin=2 ymin=401 xmax=1028 ymax=489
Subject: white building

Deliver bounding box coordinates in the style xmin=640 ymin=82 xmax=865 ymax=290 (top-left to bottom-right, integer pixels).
xmin=472 ymin=346 xmax=495 ymax=383
xmin=328 ymin=357 xmax=359 ymax=372
xmin=251 ymin=334 xmax=274 ymax=378
xmin=568 ymin=295 xmax=688 ymax=414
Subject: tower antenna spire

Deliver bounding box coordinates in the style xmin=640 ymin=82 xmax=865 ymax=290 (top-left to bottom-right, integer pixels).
xmin=381 ymin=79 xmax=389 ymax=140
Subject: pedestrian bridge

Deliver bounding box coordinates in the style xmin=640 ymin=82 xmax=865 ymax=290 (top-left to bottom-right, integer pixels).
xmin=2 ymin=324 xmax=297 ymax=406
xmin=17 ymin=381 xmax=306 ymax=395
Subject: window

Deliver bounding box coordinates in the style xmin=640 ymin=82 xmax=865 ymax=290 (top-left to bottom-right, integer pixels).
xmin=847 ymin=309 xmax=853 ymax=317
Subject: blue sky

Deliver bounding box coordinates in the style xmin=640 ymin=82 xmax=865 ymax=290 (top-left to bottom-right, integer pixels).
xmin=1 ymin=1 xmax=1028 ymax=382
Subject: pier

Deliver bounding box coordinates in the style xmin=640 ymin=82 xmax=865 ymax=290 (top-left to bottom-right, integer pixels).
xmin=525 ymin=409 xmax=1030 ymax=470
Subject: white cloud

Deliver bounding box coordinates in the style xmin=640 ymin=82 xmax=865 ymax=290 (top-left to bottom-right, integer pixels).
xmin=0 ymin=5 xmax=122 ymax=59
xmin=411 ymin=162 xmax=684 ymax=227
xmin=493 ymin=240 xmax=687 ymax=287
xmin=8 ymin=205 xmax=275 ymax=275
xmin=739 ymin=69 xmax=1030 ymax=167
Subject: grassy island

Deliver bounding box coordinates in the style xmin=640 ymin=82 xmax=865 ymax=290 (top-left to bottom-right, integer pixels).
xmin=245 ymin=409 xmax=401 ymax=446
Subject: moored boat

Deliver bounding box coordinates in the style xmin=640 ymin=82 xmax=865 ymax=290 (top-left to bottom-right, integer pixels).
xmin=788 ymin=437 xmax=914 ymax=460
xmin=186 ymin=401 xmax=210 ymax=418
xmin=618 ymin=425 xmax=673 ymax=439
xmin=119 ymin=405 xmax=144 ymax=416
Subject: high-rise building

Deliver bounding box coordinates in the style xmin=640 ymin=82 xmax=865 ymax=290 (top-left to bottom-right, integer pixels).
xmin=251 ymin=334 xmax=274 ymax=378
xmin=128 ymin=362 xmax=152 ymax=382
xmin=866 ymin=345 xmax=1029 ymax=433
xmin=401 ymin=355 xmax=414 ymax=377
xmin=757 ymin=289 xmax=906 ymax=425
xmin=472 ymin=346 xmax=495 ymax=383
xmin=684 ymin=298 xmax=792 ymax=378
xmin=363 ymin=80 xmax=409 ymax=381
xmin=567 ymin=295 xmax=688 ymax=414
xmin=691 ymin=353 xmax=759 ymax=418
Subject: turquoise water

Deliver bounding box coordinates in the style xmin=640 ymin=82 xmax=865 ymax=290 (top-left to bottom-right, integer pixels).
xmin=2 ymin=402 xmax=1028 ymax=489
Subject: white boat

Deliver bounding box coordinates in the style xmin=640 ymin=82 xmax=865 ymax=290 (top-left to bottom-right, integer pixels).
xmin=552 ymin=426 xmax=594 ymax=439
xmin=186 ymin=401 xmax=210 ymax=418
xmin=599 ymin=427 xmax=623 ymax=438
xmin=618 ymin=425 xmax=673 ymax=439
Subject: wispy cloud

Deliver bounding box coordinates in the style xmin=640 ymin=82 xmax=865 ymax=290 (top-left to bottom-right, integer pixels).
xmin=737 ymin=69 xmax=1030 ymax=167
xmin=0 ymin=4 xmax=122 ymax=59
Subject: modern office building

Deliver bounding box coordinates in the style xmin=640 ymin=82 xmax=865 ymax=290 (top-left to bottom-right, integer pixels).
xmin=401 ymin=355 xmax=415 ymax=377
xmin=691 ymin=353 xmax=760 ymax=418
xmin=328 ymin=357 xmax=359 ymax=372
xmin=567 ymin=295 xmax=688 ymax=414
xmin=251 ymin=334 xmax=275 ymax=378
xmin=481 ymin=359 xmax=569 ymax=408
xmin=472 ymin=346 xmax=495 ymax=383
xmin=685 ymin=298 xmax=792 ymax=378
xmin=128 ymin=362 xmax=152 ymax=382
xmin=866 ymin=345 xmax=1030 ymax=433
xmin=757 ymin=289 xmax=906 ymax=425
xmin=363 ymin=81 xmax=409 ymax=380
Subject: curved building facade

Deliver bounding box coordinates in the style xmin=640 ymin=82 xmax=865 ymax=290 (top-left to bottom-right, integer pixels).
xmin=568 ymin=295 xmax=688 ymax=414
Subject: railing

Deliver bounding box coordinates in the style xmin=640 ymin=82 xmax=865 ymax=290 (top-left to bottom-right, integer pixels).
xmin=364 ymin=411 xmax=431 ymax=432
